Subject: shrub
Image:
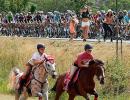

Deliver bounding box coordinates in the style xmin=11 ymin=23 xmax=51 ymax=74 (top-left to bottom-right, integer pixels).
xmin=102 ymin=59 xmax=129 ymax=95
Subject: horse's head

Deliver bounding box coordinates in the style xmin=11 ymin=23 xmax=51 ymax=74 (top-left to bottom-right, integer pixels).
xmin=43 ymin=55 xmax=57 ymax=79
xmin=89 ymin=59 xmax=105 ymax=85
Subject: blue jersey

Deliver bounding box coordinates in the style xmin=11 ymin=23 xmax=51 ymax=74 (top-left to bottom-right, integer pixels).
xmin=54 ymin=14 xmax=60 ymax=23
xmin=124 ymin=15 xmax=130 ymax=24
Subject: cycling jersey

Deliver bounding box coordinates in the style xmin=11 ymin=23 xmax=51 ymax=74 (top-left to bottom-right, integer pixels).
xmin=124 ymin=15 xmax=130 ymax=24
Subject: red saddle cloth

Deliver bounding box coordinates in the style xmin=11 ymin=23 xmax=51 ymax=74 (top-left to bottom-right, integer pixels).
xmin=73 ymin=69 xmax=80 ymax=83
xmin=25 ymin=73 xmax=33 ymax=87
xmin=64 ymin=69 xmax=80 ymax=84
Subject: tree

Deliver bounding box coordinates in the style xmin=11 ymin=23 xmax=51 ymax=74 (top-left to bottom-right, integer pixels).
xmin=30 ymin=5 xmax=36 ymax=13
xmin=0 ymin=0 xmax=5 ymax=12
xmin=5 ymin=0 xmax=30 ymax=13
xmin=1 ymin=0 xmax=130 ymax=13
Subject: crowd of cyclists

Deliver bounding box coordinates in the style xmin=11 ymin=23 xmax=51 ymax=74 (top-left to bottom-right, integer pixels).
xmin=0 ymin=7 xmax=130 ymax=41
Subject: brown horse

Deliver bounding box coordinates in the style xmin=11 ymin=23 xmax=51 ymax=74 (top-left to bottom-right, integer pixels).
xmin=52 ymin=59 xmax=105 ymax=100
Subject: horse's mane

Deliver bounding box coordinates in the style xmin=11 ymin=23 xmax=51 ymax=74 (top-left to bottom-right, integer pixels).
xmin=89 ymin=59 xmax=104 ymax=66
xmin=80 ymin=59 xmax=104 ymax=71
xmin=59 ymin=59 xmax=104 ymax=77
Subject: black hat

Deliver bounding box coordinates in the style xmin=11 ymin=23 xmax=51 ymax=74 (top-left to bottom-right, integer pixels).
xmin=37 ymin=44 xmax=45 ymax=50
xmin=84 ymin=44 xmax=93 ymax=51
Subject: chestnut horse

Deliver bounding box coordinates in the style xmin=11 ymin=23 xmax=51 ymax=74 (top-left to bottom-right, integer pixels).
xmin=52 ymin=59 xmax=105 ymax=100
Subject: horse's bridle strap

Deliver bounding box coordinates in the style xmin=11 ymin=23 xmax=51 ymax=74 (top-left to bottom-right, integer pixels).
xmin=30 ymin=56 xmax=49 ymax=86
xmin=33 ymin=77 xmax=47 ymax=85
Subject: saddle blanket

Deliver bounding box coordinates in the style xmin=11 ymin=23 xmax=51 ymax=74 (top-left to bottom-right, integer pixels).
xmin=64 ymin=69 xmax=80 ymax=84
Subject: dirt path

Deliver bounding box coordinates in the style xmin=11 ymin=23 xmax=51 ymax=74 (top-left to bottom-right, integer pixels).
xmin=0 ymin=94 xmax=37 ymax=100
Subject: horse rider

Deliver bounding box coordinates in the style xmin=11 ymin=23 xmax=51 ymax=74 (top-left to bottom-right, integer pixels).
xmin=64 ymin=44 xmax=94 ymax=90
xmin=18 ymin=43 xmax=49 ymax=99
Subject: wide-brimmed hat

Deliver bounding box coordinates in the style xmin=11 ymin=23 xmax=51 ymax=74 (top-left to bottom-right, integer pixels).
xmin=107 ymin=9 xmax=112 ymax=12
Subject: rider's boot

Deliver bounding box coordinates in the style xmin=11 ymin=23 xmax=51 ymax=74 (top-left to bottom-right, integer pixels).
xmin=63 ymin=65 xmax=77 ymax=91
xmin=63 ymin=77 xmax=71 ymax=91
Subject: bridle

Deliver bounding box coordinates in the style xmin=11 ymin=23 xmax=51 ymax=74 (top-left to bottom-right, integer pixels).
xmin=96 ymin=63 xmax=105 ymax=81
xmin=31 ymin=55 xmax=55 ymax=86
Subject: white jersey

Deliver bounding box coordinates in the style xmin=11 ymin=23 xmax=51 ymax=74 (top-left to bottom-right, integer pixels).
xmin=28 ymin=52 xmax=45 ymax=66
xmin=31 ymin=52 xmax=42 ymax=61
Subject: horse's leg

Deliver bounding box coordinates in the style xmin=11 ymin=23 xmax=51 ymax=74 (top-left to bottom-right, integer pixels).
xmin=19 ymin=93 xmax=28 ymax=100
xmin=77 ymin=81 xmax=89 ymax=100
xmin=85 ymin=94 xmax=90 ymax=100
xmin=55 ymin=90 xmax=64 ymax=100
xmin=68 ymin=94 xmax=75 ymax=100
xmin=15 ymin=90 xmax=20 ymax=100
xmin=37 ymin=92 xmax=43 ymax=100
xmin=54 ymin=84 xmax=64 ymax=100
xmin=42 ymin=91 xmax=48 ymax=100
xmin=42 ymin=82 xmax=49 ymax=100
xmin=38 ymin=96 xmax=42 ymax=100
xmin=89 ymin=90 xmax=98 ymax=100
xmin=19 ymin=87 xmax=28 ymax=100
xmin=54 ymin=77 xmax=65 ymax=100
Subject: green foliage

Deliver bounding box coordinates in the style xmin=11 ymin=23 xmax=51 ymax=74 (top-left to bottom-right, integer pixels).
xmin=102 ymin=59 xmax=129 ymax=95
xmin=71 ymin=0 xmax=87 ymax=12
xmin=0 ymin=0 xmax=130 ymax=13
xmin=0 ymin=0 xmax=5 ymax=12
xmin=104 ymin=0 xmax=130 ymax=11
xmin=30 ymin=5 xmax=36 ymax=13
xmin=0 ymin=0 xmax=30 ymax=13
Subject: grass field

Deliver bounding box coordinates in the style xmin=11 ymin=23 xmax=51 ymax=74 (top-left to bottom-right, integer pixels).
xmin=0 ymin=37 xmax=130 ymax=100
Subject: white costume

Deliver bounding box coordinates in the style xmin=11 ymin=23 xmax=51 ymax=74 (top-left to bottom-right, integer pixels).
xmin=81 ymin=21 xmax=90 ymax=27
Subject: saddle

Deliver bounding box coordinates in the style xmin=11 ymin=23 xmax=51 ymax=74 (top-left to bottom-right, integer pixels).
xmin=64 ymin=68 xmax=80 ymax=85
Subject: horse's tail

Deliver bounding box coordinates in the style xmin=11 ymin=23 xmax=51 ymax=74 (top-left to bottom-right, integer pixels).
xmin=8 ymin=67 xmax=21 ymax=90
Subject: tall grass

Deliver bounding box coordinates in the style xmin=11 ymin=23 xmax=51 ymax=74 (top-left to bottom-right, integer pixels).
xmin=0 ymin=37 xmax=130 ymax=99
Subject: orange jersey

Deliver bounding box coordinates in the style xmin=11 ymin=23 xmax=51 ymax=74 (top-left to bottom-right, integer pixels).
xmin=69 ymin=20 xmax=75 ymax=34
